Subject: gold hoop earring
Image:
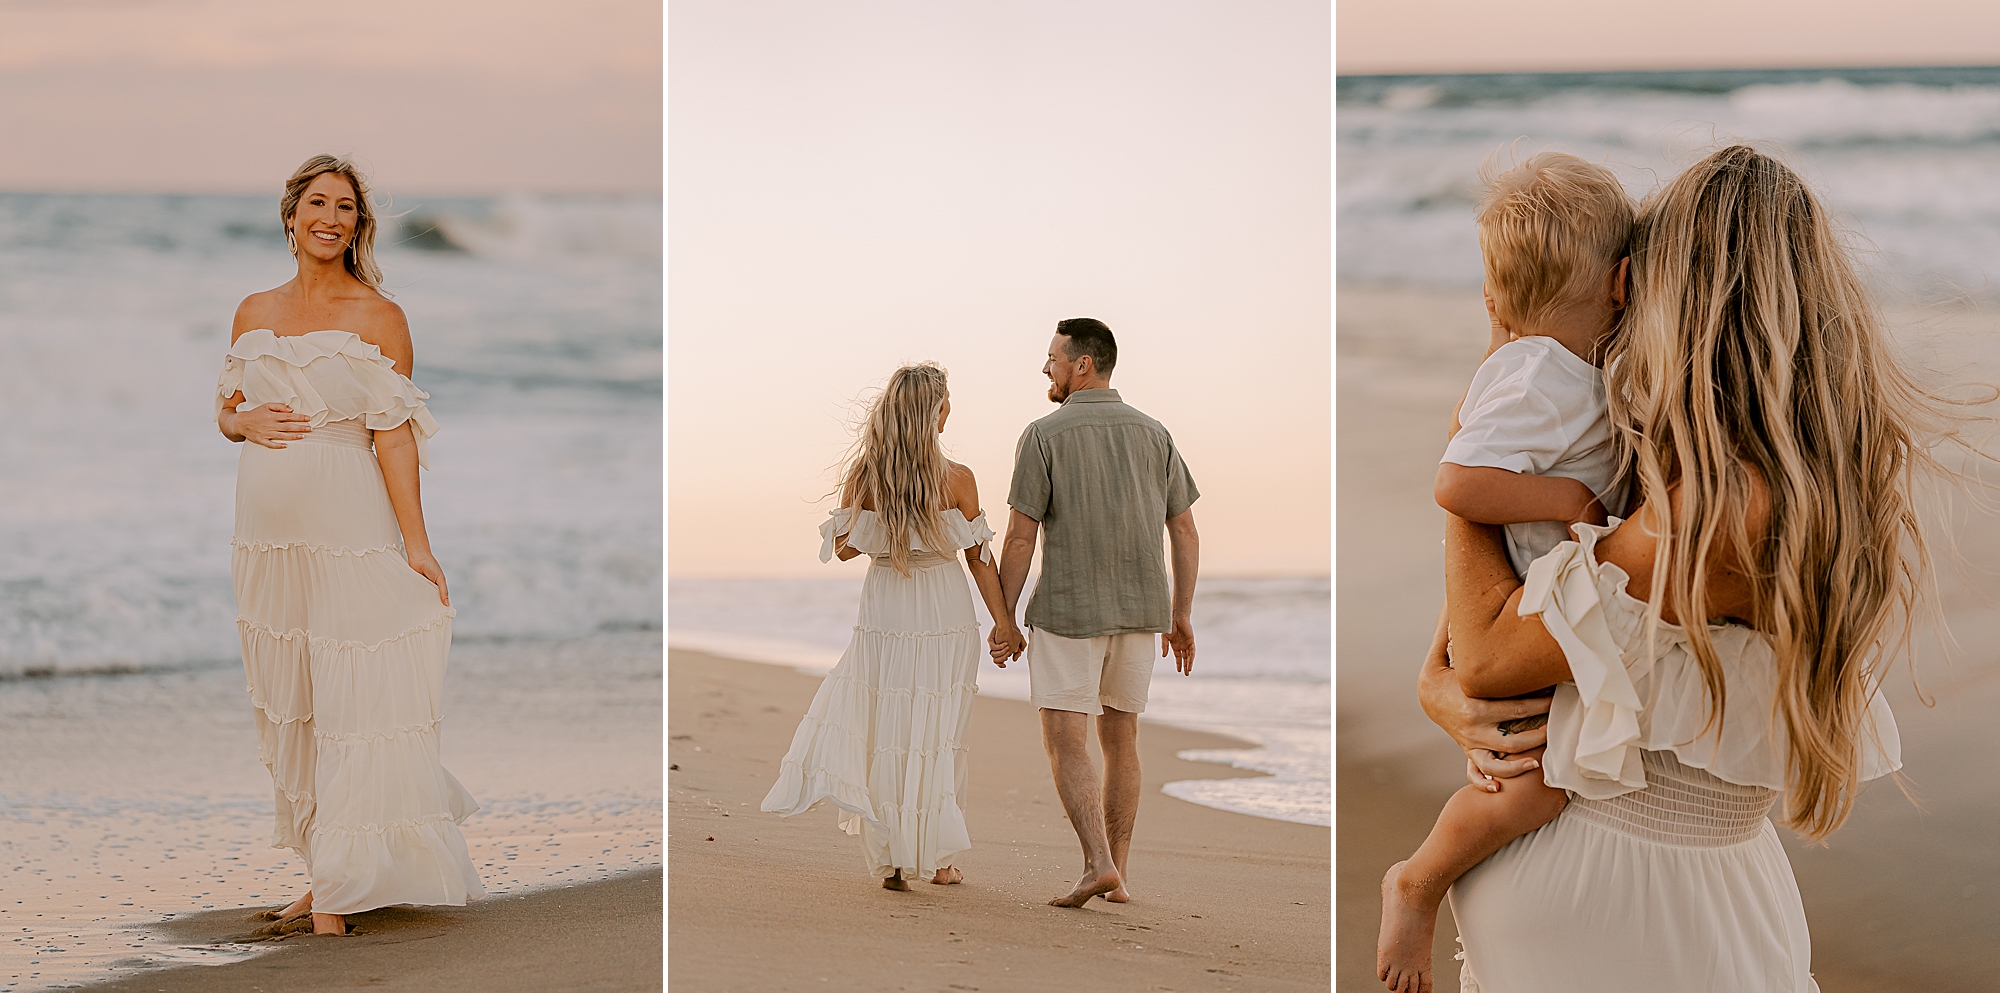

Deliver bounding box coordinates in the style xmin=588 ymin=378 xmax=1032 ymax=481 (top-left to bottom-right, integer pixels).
xmin=285 ymin=229 xmax=298 ymax=256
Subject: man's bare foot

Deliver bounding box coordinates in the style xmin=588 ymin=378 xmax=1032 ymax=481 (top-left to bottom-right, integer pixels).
xmin=882 ymin=871 xmax=912 ymax=892
xmin=930 ymin=866 xmax=963 ymax=885
xmin=1096 ymin=881 xmax=1132 ymax=903
xmin=310 ymin=912 xmax=347 ymax=936
xmin=1377 ymin=861 xmax=1438 ymax=993
xmin=256 ymin=891 xmax=312 ymax=921
xmin=1049 ymin=868 xmax=1121 ymax=908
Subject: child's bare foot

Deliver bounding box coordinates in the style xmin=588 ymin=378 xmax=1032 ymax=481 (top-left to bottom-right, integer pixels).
xmin=1049 ymin=867 xmax=1121 ymax=908
xmin=930 ymin=866 xmax=963 ymax=885
xmin=310 ymin=911 xmax=348 ymax=936
xmin=256 ymin=891 xmax=312 ymax=921
xmin=882 ymin=870 xmax=912 ymax=892
xmin=1377 ymin=861 xmax=1438 ymax=993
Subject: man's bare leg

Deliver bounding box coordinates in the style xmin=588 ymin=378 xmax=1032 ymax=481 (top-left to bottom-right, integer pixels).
xmin=883 ymin=869 xmax=911 ymax=891
xmin=1096 ymin=707 xmax=1141 ymax=903
xmin=310 ymin=911 xmax=346 ymax=935
xmin=1040 ymin=708 xmax=1122 ymax=907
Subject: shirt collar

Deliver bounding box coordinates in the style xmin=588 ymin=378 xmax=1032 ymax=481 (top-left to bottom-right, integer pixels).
xmin=1061 ymin=388 xmax=1122 ymax=405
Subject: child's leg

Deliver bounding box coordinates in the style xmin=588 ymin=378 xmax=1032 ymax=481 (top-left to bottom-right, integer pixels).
xmin=1377 ymin=748 xmax=1566 ymax=993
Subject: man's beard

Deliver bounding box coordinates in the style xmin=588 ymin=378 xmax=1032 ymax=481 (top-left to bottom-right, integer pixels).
xmin=1046 ymin=380 xmax=1066 ymax=403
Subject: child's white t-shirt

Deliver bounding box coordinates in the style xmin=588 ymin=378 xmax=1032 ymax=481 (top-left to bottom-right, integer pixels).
xmin=1440 ymin=336 xmax=1626 ymax=576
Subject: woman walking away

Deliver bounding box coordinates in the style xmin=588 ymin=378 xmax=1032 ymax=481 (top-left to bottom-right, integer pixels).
xmin=762 ymin=362 xmax=1022 ymax=890
xmin=217 ymin=154 xmax=484 ymax=936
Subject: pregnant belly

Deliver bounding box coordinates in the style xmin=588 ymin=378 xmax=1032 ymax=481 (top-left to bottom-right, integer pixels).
xmin=234 ymin=423 xmax=401 ymax=551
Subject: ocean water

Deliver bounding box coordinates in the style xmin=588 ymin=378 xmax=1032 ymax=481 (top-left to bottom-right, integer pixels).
xmin=0 ymin=193 xmax=661 ymax=991
xmin=1338 ymin=65 xmax=2000 ymax=297
xmin=669 ymin=575 xmax=1331 ymax=827
xmin=0 ymin=192 xmax=663 ymax=676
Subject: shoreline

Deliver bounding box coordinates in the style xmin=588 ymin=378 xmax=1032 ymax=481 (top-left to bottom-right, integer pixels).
xmin=667 ymin=648 xmax=1331 ymax=991
xmin=78 ymin=868 xmax=662 ymax=993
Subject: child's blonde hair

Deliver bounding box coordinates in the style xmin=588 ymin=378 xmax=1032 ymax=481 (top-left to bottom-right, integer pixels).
xmin=1475 ymin=152 xmax=1634 ymax=331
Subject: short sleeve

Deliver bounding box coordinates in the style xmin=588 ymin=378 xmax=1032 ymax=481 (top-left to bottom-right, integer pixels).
xmin=1164 ymin=437 xmax=1198 ymax=518
xmin=1008 ymin=423 xmax=1052 ymax=522
xmin=1441 ymin=347 xmax=1573 ymax=475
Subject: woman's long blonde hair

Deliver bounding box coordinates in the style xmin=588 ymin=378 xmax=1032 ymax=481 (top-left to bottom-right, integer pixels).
xmin=280 ymin=154 xmax=385 ymax=291
xmin=838 ymin=363 xmax=953 ymax=576
xmin=1607 ymin=145 xmax=1956 ymax=839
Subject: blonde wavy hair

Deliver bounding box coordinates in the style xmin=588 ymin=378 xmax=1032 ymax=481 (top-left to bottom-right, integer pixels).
xmin=838 ymin=363 xmax=953 ymax=577
xmin=280 ymin=154 xmax=385 ymax=291
xmin=1607 ymin=145 xmax=1959 ymax=840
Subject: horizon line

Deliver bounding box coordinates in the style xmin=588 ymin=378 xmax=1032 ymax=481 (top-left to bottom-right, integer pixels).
xmin=1336 ymin=59 xmax=2000 ymax=80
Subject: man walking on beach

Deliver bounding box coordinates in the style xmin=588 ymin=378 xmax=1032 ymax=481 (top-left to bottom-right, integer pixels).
xmin=992 ymin=317 xmax=1200 ymax=908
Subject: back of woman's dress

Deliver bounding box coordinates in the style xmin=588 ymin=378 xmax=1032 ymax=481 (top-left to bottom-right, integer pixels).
xmin=1448 ymin=520 xmax=1900 ymax=993
xmin=219 ymin=329 xmax=485 ymax=916
xmin=760 ymin=506 xmax=994 ymax=882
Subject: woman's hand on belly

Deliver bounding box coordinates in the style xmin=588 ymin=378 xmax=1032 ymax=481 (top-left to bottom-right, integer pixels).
xmin=227 ymin=402 xmax=313 ymax=449
xmin=406 ymin=549 xmax=450 ymax=606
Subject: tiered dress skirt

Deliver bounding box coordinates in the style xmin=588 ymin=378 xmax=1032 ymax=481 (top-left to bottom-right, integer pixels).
xmin=233 ymin=416 xmax=484 ymax=915
xmin=760 ymin=549 xmax=981 ymax=882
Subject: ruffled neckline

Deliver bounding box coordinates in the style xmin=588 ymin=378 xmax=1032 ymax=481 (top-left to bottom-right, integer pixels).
xmin=1521 ymin=518 xmax=1901 ymax=800
xmin=819 ymin=506 xmax=995 ymax=564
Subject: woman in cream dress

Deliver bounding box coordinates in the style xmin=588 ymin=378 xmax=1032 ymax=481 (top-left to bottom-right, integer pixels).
xmin=216 ymin=156 xmax=483 ymax=936
xmin=762 ymin=363 xmax=1022 ymax=890
xmin=1418 ymin=146 xmax=1949 ymax=992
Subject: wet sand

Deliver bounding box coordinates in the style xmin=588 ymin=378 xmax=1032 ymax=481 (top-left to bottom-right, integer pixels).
xmin=1 ymin=632 xmax=662 ymax=992
xmin=667 ymin=648 xmax=1331 ymax=992
xmin=1336 ymin=283 xmax=2000 ymax=993
xmin=79 ymin=867 xmax=661 ymax=993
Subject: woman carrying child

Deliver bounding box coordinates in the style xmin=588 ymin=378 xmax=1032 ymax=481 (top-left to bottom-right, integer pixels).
xmin=1394 ymin=145 xmax=1949 ymax=992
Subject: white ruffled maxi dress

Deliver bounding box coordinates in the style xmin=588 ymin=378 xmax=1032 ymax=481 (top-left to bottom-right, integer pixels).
xmin=761 ymin=507 xmax=995 ymax=883
xmin=219 ymin=329 xmax=485 ymax=916
xmin=1449 ymin=520 xmax=1901 ymax=993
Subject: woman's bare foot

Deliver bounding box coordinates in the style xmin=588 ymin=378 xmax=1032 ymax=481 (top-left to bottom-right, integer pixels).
xmin=1377 ymin=861 xmax=1438 ymax=993
xmin=930 ymin=866 xmax=963 ymax=885
xmin=256 ymin=891 xmax=313 ymax=921
xmin=310 ymin=912 xmax=347 ymax=936
xmin=1049 ymin=867 xmax=1121 ymax=908
xmin=882 ymin=870 xmax=911 ymax=892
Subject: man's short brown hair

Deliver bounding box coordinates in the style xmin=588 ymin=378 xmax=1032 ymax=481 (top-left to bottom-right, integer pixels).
xmin=1476 ymin=152 xmax=1635 ymax=331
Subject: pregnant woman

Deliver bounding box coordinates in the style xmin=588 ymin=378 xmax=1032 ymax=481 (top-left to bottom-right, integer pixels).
xmin=762 ymin=362 xmax=1021 ymax=890
xmin=1422 ymin=146 xmax=1951 ymax=991
xmin=216 ymin=155 xmax=484 ymax=936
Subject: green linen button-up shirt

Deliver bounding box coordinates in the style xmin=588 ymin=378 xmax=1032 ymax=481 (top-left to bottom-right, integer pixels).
xmin=1007 ymin=388 xmax=1200 ymax=639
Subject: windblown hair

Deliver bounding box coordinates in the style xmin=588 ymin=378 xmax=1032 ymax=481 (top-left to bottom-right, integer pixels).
xmin=280 ymin=154 xmax=385 ymax=292
xmin=1476 ymin=152 xmax=1635 ymax=332
xmin=1605 ymin=145 xmax=1955 ymax=840
xmin=838 ymin=363 xmax=954 ymax=577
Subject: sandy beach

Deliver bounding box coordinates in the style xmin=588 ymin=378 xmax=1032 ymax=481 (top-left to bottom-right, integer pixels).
xmin=667 ymin=648 xmax=1331 ymax=992
xmin=1336 ymin=282 xmax=2000 ymax=993
xmin=78 ymin=867 xmax=661 ymax=993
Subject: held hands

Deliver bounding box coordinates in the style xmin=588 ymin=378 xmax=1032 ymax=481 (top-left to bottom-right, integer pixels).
xmin=231 ymin=403 xmax=313 ymax=449
xmin=987 ymin=622 xmax=1025 ymax=668
xmin=1162 ymin=616 xmax=1195 ymax=674
xmin=405 ymin=549 xmax=451 ymax=606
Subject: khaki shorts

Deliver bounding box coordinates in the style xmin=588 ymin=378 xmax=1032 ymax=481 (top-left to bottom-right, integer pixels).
xmin=1025 ymin=629 xmax=1157 ymax=715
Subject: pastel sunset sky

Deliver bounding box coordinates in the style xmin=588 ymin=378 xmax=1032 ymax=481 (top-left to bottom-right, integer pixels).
xmin=0 ymin=0 xmax=660 ymax=193
xmin=668 ymin=0 xmax=1332 ymax=577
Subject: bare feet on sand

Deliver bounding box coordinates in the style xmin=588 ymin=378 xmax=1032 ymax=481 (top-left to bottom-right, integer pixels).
xmin=1377 ymin=861 xmax=1438 ymax=993
xmin=257 ymin=891 xmax=313 ymax=921
xmin=930 ymin=866 xmax=963 ymax=885
xmin=1049 ymin=868 xmax=1122 ymax=908
xmin=311 ymin=912 xmax=348 ymax=936
xmin=1096 ymin=881 xmax=1132 ymax=903
xmin=882 ymin=871 xmax=912 ymax=892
